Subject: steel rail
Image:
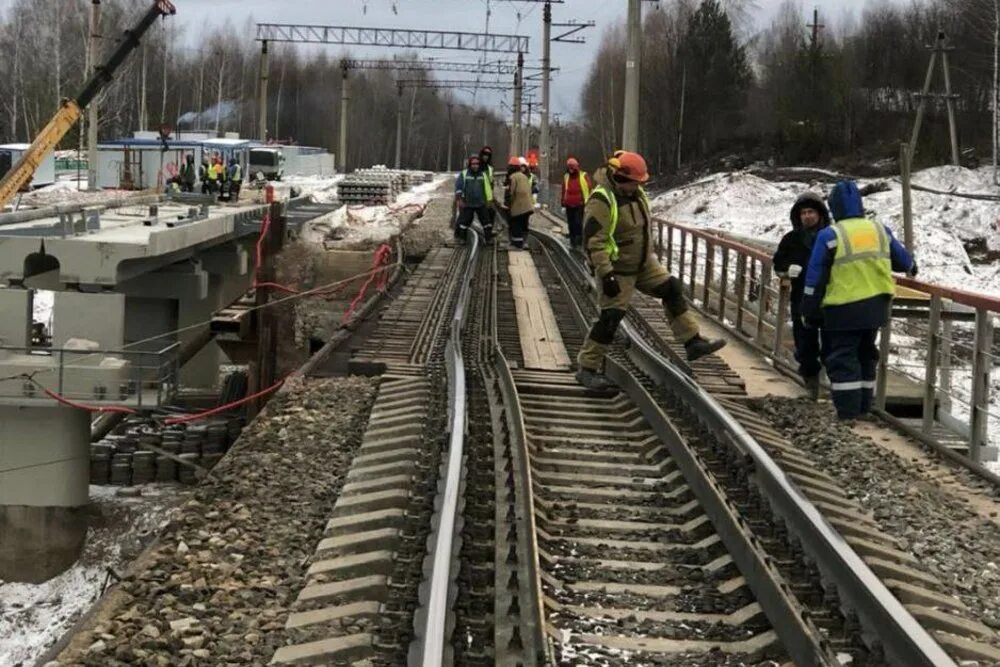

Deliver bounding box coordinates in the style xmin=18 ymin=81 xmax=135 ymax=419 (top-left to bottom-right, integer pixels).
xmin=412 ymin=231 xmax=479 ymax=666
xmin=530 ymin=228 xmax=957 ymax=667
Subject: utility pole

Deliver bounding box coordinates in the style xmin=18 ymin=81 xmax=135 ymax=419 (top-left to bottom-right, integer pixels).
xmin=676 ymin=55 xmax=686 ymax=171
xmin=807 ymin=7 xmax=824 ymax=50
xmin=477 ymin=112 xmax=486 ymax=147
xmin=512 ymin=51 xmax=524 ymax=155
xmin=994 ymin=0 xmax=999 ymax=183
xmin=339 ymin=60 xmax=350 ymax=173
xmin=447 ymin=103 xmax=454 ymax=173
xmin=901 ymin=142 xmax=914 ymax=251
xmin=139 ymin=42 xmax=148 ymax=132
xmin=258 ymin=40 xmax=269 ymax=141
xmin=909 ymin=31 xmax=960 ymax=166
xmin=87 ymin=0 xmax=101 ymax=190
xmin=524 ymin=98 xmax=533 ymax=155
xmin=622 ymin=0 xmax=641 ymax=151
xmin=395 ymin=83 xmax=404 ymax=169
xmin=540 ymin=1 xmax=552 ymax=201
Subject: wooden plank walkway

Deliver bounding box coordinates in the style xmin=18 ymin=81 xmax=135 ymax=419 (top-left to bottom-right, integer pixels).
xmin=509 ymin=251 xmax=572 ymax=371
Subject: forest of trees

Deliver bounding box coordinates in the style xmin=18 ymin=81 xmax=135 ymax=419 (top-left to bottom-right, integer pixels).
xmin=580 ymin=0 xmax=1000 ymax=175
xmin=1 ymin=0 xmax=1000 ymax=178
xmin=0 ymin=0 xmax=511 ymax=171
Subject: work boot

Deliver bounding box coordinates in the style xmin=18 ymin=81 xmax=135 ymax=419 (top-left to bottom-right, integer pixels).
xmin=804 ymin=375 xmax=820 ymax=401
xmin=575 ymin=368 xmax=614 ymax=391
xmin=685 ymin=335 xmax=726 ymax=362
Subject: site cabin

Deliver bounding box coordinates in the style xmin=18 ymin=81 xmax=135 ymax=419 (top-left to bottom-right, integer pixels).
xmin=96 ymin=132 xmax=251 ymax=191
xmin=0 ymin=144 xmax=56 ymax=190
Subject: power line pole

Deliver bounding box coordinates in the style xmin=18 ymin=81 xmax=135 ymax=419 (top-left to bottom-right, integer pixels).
xmin=395 ymin=82 xmax=404 ymax=169
xmin=339 ymin=60 xmax=350 ymax=173
xmin=676 ymin=55 xmax=686 ymax=170
xmin=622 ymin=0 xmax=641 ymax=151
xmin=807 ymin=7 xmax=824 ymax=50
xmin=540 ymin=1 xmax=552 ymax=201
xmin=258 ymin=40 xmax=269 ymax=141
xmin=447 ymin=103 xmax=454 ymax=173
xmin=87 ymin=0 xmax=101 ymax=190
xmin=512 ymin=51 xmax=524 ymax=155
xmin=909 ymin=30 xmax=960 ymax=166
xmin=139 ymin=42 xmax=148 ymax=132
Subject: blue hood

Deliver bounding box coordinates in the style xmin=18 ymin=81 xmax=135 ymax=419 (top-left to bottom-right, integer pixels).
xmin=828 ymin=180 xmax=864 ymax=221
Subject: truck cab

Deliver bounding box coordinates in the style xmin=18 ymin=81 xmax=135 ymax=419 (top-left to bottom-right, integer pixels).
xmin=249 ymin=148 xmax=285 ymax=181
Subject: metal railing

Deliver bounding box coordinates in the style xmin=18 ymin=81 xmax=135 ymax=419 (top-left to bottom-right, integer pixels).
xmin=658 ymin=218 xmax=1000 ymax=465
xmin=0 ymin=342 xmax=180 ymax=409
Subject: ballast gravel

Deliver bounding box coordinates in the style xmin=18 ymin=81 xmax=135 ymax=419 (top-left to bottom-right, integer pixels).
xmin=752 ymin=396 xmax=1000 ymax=632
xmin=53 ymin=376 xmax=377 ymax=667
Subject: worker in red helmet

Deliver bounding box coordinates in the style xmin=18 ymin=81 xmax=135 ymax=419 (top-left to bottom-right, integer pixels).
xmin=576 ymin=150 xmax=726 ymax=390
xmin=561 ymin=157 xmax=593 ymax=250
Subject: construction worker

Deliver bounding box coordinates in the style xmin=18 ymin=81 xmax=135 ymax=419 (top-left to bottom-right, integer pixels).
xmin=228 ymin=157 xmax=243 ymax=201
xmin=801 ymin=180 xmax=917 ymax=420
xmin=502 ymin=156 xmax=534 ymax=249
xmin=199 ymin=158 xmax=211 ymax=194
xmin=206 ymin=157 xmax=220 ymax=194
xmin=576 ymin=151 xmax=726 ymax=390
xmin=479 ymin=146 xmax=497 ymax=227
xmin=181 ymin=155 xmax=196 ymax=193
xmin=773 ymin=192 xmax=831 ymax=398
xmin=561 ymin=157 xmax=592 ymax=249
xmin=454 ymin=155 xmax=494 ymax=242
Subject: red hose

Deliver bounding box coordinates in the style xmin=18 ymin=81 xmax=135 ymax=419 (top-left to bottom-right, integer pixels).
xmin=341 ymin=243 xmax=393 ymax=325
xmin=41 ymin=386 xmax=138 ymax=415
xmin=163 ymin=378 xmax=286 ymax=425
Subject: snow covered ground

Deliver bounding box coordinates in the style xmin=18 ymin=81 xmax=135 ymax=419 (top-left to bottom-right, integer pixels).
xmin=0 ymin=485 xmax=186 ymax=666
xmin=281 ymin=173 xmax=344 ymax=204
xmin=652 ymin=166 xmax=1000 ymax=297
xmin=653 ymin=166 xmax=1000 ymax=465
xmin=302 ymin=174 xmax=448 ymax=247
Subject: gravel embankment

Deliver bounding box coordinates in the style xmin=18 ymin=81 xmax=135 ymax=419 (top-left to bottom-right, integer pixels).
xmin=52 ymin=376 xmax=377 ymax=667
xmin=753 ymin=396 xmax=1000 ymax=630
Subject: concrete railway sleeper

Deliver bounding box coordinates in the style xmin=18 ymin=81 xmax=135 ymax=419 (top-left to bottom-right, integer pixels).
xmin=527 ymin=227 xmax=1000 ymax=666
xmin=269 ymin=241 xmax=474 ymax=666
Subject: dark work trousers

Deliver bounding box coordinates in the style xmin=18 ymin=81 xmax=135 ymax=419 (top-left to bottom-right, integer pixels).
xmin=565 ymin=206 xmax=584 ymax=248
xmin=508 ymin=212 xmax=532 ymax=248
xmin=823 ymin=328 xmax=879 ymax=419
xmin=791 ymin=304 xmax=822 ymax=379
xmin=455 ymin=205 xmax=492 ymax=239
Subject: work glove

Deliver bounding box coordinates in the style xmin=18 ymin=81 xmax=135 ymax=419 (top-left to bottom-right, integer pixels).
xmin=455 ymin=197 xmax=464 ymax=209
xmin=788 ymin=264 xmax=803 ymax=279
xmin=908 ymin=260 xmax=918 ymax=277
xmin=601 ymin=273 xmax=622 ymax=299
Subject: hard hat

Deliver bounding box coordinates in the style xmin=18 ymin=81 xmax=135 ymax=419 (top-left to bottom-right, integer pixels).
xmin=469 ymin=154 xmax=481 ymax=163
xmin=508 ymin=156 xmax=521 ymax=167
xmin=518 ymin=156 xmax=529 ymax=167
xmin=566 ymin=157 xmax=580 ymax=169
xmin=480 ymin=145 xmax=493 ymax=155
xmin=608 ymin=150 xmax=649 ymax=183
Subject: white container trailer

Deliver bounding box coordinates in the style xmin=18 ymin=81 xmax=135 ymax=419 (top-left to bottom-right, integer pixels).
xmin=0 ymin=144 xmax=56 ymax=189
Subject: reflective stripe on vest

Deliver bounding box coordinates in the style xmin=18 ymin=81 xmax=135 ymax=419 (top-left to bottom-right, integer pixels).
xmin=465 ymin=169 xmax=492 ymax=202
xmin=563 ymin=172 xmax=591 ymax=202
xmin=589 ymin=185 xmax=651 ymax=262
xmin=822 ymin=218 xmax=895 ymax=307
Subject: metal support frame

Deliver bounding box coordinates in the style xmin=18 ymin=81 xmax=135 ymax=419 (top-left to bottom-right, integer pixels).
xmin=702 ymin=241 xmax=714 ymax=308
xmin=876 ymin=321 xmax=892 ymax=411
xmin=755 ymin=263 xmax=772 ymax=345
xmin=922 ymin=295 xmax=943 ymax=434
xmin=339 ymin=61 xmax=349 ymax=173
xmin=258 ymin=40 xmax=269 ymax=141
xmin=256 ymin=24 xmax=528 ymax=53
xmin=970 ymin=307 xmax=994 ymax=460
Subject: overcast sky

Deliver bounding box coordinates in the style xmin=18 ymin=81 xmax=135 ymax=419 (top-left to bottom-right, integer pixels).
xmin=4 ymin=0 xmax=896 ymax=118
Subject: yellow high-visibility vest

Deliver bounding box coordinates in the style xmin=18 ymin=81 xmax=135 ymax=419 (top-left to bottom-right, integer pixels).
xmin=822 ymin=217 xmax=895 ymax=306
xmin=589 ymin=185 xmax=651 ymax=262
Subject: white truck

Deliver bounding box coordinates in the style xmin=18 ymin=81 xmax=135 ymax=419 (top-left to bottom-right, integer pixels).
xmin=249 ymin=148 xmax=285 ymax=181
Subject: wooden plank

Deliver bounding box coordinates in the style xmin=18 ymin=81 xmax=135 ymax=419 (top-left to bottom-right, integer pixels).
xmin=509 ymin=252 xmax=572 ymax=371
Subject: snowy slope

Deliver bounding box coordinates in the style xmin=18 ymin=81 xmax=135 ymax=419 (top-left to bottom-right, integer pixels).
xmin=651 ymin=166 xmax=1000 ymax=296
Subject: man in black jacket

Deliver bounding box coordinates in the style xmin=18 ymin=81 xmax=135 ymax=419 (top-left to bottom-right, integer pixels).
xmin=772 ymin=192 xmax=830 ymax=398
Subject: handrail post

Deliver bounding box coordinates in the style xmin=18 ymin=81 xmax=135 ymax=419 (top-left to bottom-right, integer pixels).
xmin=941 ymin=317 xmax=953 ymax=413
xmin=718 ymin=248 xmax=729 ymax=323
xmin=876 ymin=321 xmax=892 ymax=412
xmin=755 ymin=263 xmax=771 ymax=345
xmin=702 ymin=241 xmax=714 ymax=311
xmin=774 ymin=278 xmax=790 ymax=359
xmin=678 ymin=231 xmax=687 ymax=287
xmin=657 ymin=219 xmax=664 ymax=263
xmin=922 ymin=295 xmax=942 ymax=435
xmin=970 ymin=307 xmax=992 ymax=461
xmin=689 ymin=236 xmax=699 ymax=299
xmin=735 ymin=254 xmax=747 ymax=334
xmin=666 ymin=223 xmax=674 ymax=273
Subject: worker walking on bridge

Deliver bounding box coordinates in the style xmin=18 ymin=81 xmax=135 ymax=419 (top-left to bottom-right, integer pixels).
xmin=502 ymin=156 xmax=534 ymax=249
xmin=576 ymin=151 xmax=726 ymax=390
xmin=561 ymin=157 xmax=592 ymax=250
xmin=454 ymin=155 xmax=494 ymax=243
xmin=773 ymin=192 xmax=831 ymax=399
xmin=801 ymin=180 xmax=917 ymax=420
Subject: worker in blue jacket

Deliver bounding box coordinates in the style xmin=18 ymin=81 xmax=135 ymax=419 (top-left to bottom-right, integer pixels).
xmin=801 ymin=180 xmax=917 ymax=421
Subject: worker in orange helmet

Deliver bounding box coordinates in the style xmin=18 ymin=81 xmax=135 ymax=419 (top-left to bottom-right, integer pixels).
xmin=561 ymin=157 xmax=592 ymax=250
xmin=576 ymin=150 xmax=726 ymax=390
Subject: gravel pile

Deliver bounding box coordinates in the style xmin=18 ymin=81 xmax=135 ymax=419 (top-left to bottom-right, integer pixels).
xmin=53 ymin=376 xmax=377 ymax=667
xmin=752 ymin=396 xmax=1000 ymax=631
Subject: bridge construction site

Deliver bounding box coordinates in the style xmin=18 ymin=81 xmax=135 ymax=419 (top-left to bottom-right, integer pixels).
xmin=2 ymin=1 xmax=1000 ymax=667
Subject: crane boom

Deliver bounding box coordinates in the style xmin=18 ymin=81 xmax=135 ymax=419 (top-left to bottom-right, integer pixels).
xmin=0 ymin=0 xmax=176 ymax=209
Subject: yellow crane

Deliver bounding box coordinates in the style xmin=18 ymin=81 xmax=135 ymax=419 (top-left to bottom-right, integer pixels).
xmin=0 ymin=0 xmax=177 ymax=209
